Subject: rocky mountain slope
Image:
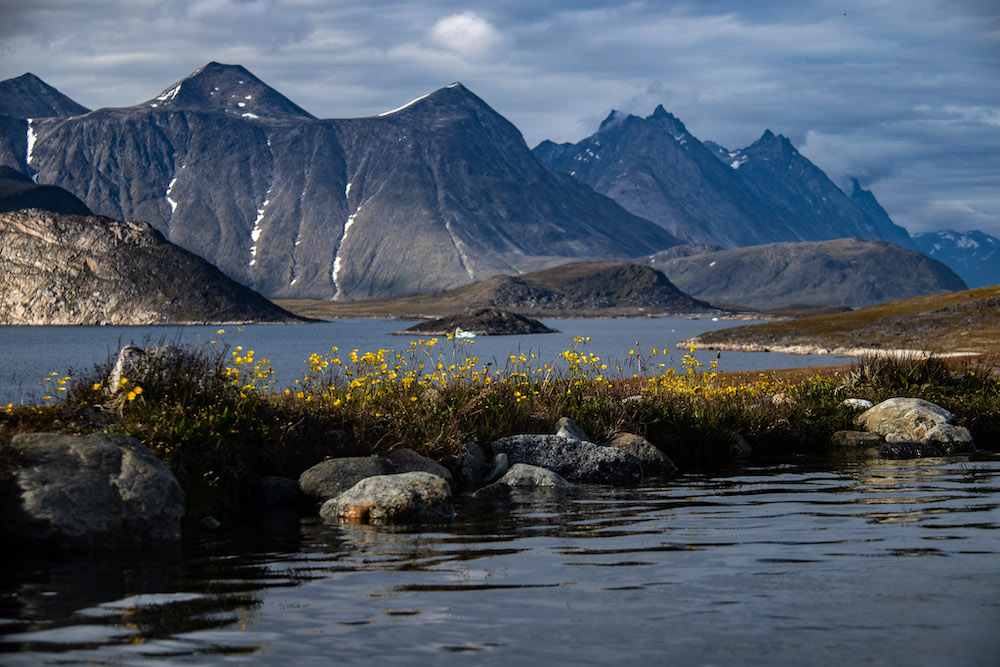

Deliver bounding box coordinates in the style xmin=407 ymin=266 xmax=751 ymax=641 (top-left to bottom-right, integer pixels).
xmin=0 ymin=73 xmax=90 ymax=119
xmin=640 ymin=238 xmax=967 ymax=309
xmin=0 ymin=167 xmax=92 ymax=215
xmin=1 ymin=64 xmax=677 ymax=300
xmin=912 ymin=230 xmax=1000 ymax=289
xmin=275 ymin=261 xmax=719 ymax=319
xmin=534 ymin=107 xmax=912 ymax=249
xmin=683 ymin=285 xmax=1000 ymax=356
xmin=0 ymin=208 xmax=304 ymax=325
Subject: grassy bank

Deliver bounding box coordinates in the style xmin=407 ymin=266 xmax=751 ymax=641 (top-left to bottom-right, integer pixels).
xmin=3 ymin=335 xmax=998 ymax=519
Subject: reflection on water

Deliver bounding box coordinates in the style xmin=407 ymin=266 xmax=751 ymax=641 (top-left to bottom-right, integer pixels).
xmin=2 ymin=456 xmax=998 ymax=664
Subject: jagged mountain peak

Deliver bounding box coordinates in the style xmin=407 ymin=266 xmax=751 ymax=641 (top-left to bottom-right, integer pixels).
xmin=743 ymin=129 xmax=797 ymax=161
xmin=137 ymin=62 xmax=314 ymax=120
xmin=0 ymin=72 xmax=90 ymax=119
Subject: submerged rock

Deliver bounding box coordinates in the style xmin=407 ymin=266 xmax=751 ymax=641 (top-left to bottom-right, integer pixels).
xmin=498 ymin=463 xmax=574 ymax=488
xmin=320 ymin=472 xmax=454 ymax=525
xmin=299 ymin=457 xmax=397 ymax=501
xmin=490 ymin=434 xmax=644 ymax=485
xmin=1 ymin=433 xmax=184 ymax=551
xmin=830 ymin=430 xmax=884 ymax=448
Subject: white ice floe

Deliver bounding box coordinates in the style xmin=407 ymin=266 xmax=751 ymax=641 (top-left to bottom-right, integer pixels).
xmin=237 ymin=102 xmax=246 ymax=108
xmin=242 ymin=113 xmax=259 ymax=119
xmin=378 ymin=92 xmax=431 ymax=116
xmin=332 ymin=204 xmax=363 ymax=298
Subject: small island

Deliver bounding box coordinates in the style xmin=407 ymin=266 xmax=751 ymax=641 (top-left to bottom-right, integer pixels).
xmin=393 ymin=307 xmax=559 ymax=336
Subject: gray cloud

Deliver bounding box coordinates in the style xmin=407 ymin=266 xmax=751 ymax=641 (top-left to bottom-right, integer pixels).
xmin=0 ymin=0 xmax=997 ymax=237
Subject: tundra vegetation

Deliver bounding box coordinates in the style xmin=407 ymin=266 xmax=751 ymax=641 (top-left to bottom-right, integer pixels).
xmin=2 ymin=333 xmax=997 ymax=519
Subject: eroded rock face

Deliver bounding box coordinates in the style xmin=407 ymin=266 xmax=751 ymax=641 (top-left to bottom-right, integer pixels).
xmin=319 ymin=472 xmax=454 ymax=525
xmin=299 ymin=457 xmax=397 ymax=501
xmin=0 ymin=208 xmax=302 ymax=325
xmin=1 ymin=433 xmax=184 ymax=551
xmin=489 ymin=434 xmax=644 ymax=485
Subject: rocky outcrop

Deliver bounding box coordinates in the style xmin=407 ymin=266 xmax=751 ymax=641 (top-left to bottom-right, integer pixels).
xmin=489 ymin=434 xmax=644 ymax=485
xmin=396 ymin=308 xmax=558 ymax=336
xmin=298 ymin=456 xmax=397 ymax=501
xmin=0 ymin=433 xmax=184 ymax=551
xmin=0 ymin=208 xmax=305 ymax=325
xmin=385 ymin=448 xmax=455 ymax=486
xmin=851 ymin=397 xmax=976 ymax=458
xmin=319 ymin=472 xmax=454 ymax=525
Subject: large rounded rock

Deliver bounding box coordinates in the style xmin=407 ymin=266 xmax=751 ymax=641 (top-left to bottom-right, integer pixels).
xmin=385 ymin=448 xmax=454 ymax=485
xmin=320 ymin=472 xmax=454 ymax=525
xmin=856 ymin=398 xmax=953 ymax=441
xmin=856 ymin=397 xmax=975 ymax=456
xmin=605 ymin=433 xmax=677 ymax=476
xmin=1 ymin=433 xmax=184 ymax=551
xmin=489 ymin=434 xmax=644 ymax=484
xmin=299 ymin=457 xmax=397 ymax=501
xmin=498 ymin=463 xmax=574 ymax=488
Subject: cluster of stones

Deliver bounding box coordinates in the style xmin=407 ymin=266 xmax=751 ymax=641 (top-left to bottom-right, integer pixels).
xmin=2 ymin=396 xmax=978 ymax=553
xmin=296 ymin=417 xmax=677 ymax=527
xmin=833 ymin=397 xmax=976 ymax=459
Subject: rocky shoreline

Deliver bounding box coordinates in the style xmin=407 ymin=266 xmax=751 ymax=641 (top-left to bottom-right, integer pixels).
xmin=680 ymin=339 xmax=979 ymax=359
xmin=2 ymin=397 xmax=978 ymax=553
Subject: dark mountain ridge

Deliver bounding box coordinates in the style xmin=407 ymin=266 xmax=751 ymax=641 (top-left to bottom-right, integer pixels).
xmin=534 ymin=108 xmax=913 ymax=249
xmin=640 ymin=238 xmax=967 ymax=309
xmin=1 ymin=66 xmax=677 ymax=300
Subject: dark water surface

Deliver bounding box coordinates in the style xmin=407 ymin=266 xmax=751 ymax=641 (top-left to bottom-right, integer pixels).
xmin=2 ymin=457 xmax=998 ymax=665
xmin=0 ymin=318 xmax=847 ymax=405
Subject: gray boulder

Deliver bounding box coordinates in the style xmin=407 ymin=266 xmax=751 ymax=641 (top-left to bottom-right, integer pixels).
xmin=108 ymin=344 xmax=183 ymax=392
xmin=605 ymin=433 xmax=677 ymax=476
xmin=386 ymin=448 xmax=454 ymax=485
xmin=489 ymin=434 xmax=644 ymax=484
xmin=916 ymin=424 xmax=976 ymax=455
xmin=299 ymin=457 xmax=397 ymax=501
xmin=856 ymin=398 xmax=953 ymax=441
xmin=320 ymin=472 xmax=454 ymax=525
xmin=483 ymin=453 xmax=510 ymax=485
xmin=554 ymin=417 xmax=590 ymax=442
xmin=1 ymin=433 xmax=184 ymax=551
xmin=498 ymin=463 xmax=574 ymax=488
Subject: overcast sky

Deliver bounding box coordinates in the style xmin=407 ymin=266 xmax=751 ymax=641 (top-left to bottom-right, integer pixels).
xmin=1 ymin=0 xmax=998 ymax=237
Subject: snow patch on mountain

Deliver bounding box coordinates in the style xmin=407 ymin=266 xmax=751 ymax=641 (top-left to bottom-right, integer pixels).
xmin=332 ymin=203 xmax=363 ymax=299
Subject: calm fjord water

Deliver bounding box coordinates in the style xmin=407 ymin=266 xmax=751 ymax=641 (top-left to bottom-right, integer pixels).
xmin=1 ymin=458 xmax=998 ymax=664
xmin=0 ymin=317 xmax=846 ymax=404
